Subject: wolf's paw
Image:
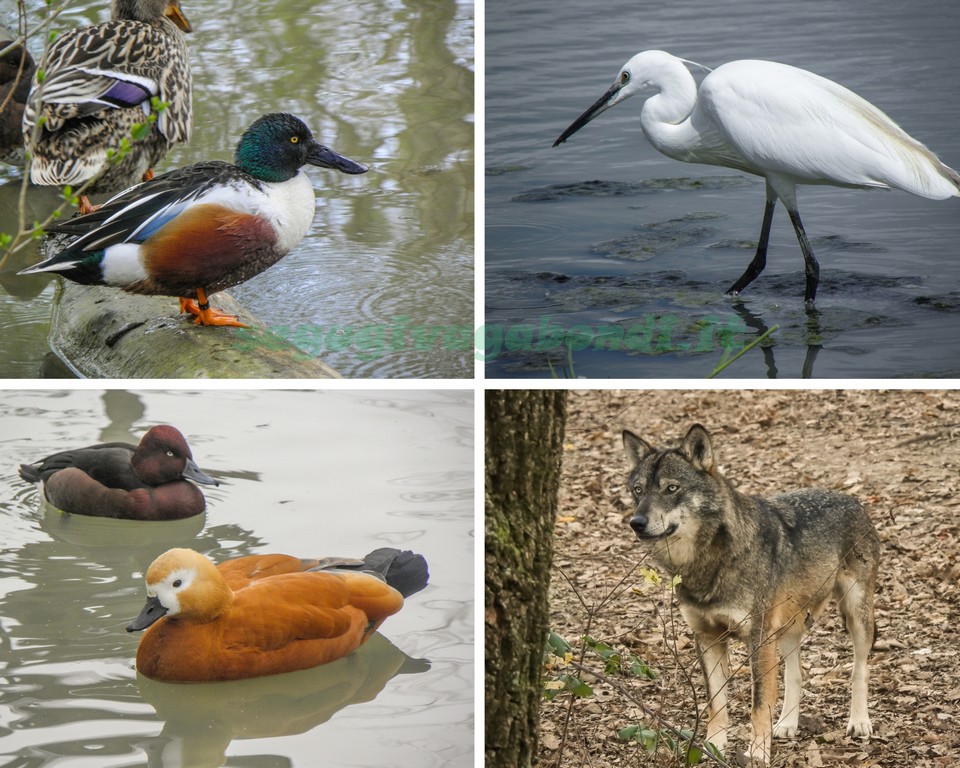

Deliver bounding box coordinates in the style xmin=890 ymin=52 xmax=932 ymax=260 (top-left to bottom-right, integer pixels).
xmin=773 ymin=720 xmax=798 ymax=739
xmin=846 ymin=718 xmax=873 ymax=738
xmin=746 ymin=736 xmax=771 ymax=765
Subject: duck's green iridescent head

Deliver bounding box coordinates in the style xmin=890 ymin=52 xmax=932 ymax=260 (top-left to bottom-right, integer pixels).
xmin=233 ymin=113 xmax=368 ymax=184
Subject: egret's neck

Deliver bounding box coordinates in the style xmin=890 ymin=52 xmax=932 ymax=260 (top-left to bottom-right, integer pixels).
xmin=638 ymin=64 xmax=701 ymax=160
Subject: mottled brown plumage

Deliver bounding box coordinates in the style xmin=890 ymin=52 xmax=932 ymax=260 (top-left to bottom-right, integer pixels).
xmin=23 ymin=0 xmax=192 ymax=192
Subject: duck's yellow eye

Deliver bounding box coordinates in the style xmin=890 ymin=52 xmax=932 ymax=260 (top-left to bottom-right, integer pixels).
xmin=291 ymin=136 xmax=299 ymax=144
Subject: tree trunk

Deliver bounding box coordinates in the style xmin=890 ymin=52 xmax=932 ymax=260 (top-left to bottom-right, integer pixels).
xmin=485 ymin=389 xmax=567 ymax=768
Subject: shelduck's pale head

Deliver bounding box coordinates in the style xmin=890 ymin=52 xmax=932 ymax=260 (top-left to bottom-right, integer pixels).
xmin=127 ymin=548 xmax=231 ymax=632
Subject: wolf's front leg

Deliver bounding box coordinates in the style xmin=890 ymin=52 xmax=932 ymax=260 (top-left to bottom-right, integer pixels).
xmin=838 ymin=576 xmax=874 ymax=738
xmin=748 ymin=633 xmax=779 ymax=764
xmin=773 ymin=622 xmax=804 ymax=738
xmin=697 ymin=634 xmax=730 ymax=755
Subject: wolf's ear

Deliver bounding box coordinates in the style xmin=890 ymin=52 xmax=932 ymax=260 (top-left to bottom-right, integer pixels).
xmin=679 ymin=424 xmax=715 ymax=474
xmin=622 ymin=430 xmax=654 ymax=466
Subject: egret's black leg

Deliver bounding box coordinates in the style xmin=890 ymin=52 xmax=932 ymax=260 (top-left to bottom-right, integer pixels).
xmin=726 ymin=198 xmax=776 ymax=296
xmin=786 ymin=208 xmax=819 ymax=303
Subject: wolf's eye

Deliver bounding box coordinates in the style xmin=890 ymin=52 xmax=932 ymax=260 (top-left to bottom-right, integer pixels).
xmin=632 ymin=484 xmax=643 ymax=495
xmin=664 ymin=484 xmax=679 ymax=494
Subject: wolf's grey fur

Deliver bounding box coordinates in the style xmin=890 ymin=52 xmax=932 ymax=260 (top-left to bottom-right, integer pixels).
xmin=622 ymin=424 xmax=879 ymax=764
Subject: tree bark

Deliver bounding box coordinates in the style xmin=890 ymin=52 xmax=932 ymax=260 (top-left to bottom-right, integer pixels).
xmin=485 ymin=389 xmax=567 ymax=768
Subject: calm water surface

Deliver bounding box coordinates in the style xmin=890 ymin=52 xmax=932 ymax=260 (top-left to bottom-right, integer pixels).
xmin=0 ymin=389 xmax=474 ymax=766
xmin=0 ymin=0 xmax=474 ymax=378
xmin=486 ymin=0 xmax=960 ymax=378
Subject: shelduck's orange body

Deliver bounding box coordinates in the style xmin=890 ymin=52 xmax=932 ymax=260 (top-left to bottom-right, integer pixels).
xmin=127 ymin=547 xmax=429 ymax=682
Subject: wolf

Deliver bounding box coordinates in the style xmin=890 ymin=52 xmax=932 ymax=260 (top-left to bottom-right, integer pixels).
xmin=622 ymin=424 xmax=879 ymax=764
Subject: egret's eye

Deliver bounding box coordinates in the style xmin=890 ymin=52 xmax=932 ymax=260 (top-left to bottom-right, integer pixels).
xmin=291 ymin=136 xmax=299 ymax=144
xmin=620 ymin=71 xmax=630 ymax=85
xmin=172 ymin=579 xmax=182 ymax=588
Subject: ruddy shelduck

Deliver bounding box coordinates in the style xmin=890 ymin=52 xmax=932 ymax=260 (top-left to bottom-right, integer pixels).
xmin=18 ymin=424 xmax=218 ymax=520
xmin=127 ymin=547 xmax=429 ymax=682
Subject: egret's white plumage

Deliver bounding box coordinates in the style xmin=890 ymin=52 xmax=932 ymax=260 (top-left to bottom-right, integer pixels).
xmin=554 ymin=50 xmax=960 ymax=302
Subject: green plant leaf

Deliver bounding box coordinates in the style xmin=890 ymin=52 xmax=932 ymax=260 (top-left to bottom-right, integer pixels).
xmin=546 ymin=631 xmax=572 ymax=658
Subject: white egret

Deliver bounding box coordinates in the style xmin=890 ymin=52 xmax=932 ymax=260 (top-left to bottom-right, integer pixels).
xmin=554 ymin=50 xmax=960 ymax=302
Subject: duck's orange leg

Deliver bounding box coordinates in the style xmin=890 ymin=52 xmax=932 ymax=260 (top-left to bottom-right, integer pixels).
xmin=179 ymin=288 xmax=248 ymax=328
xmin=78 ymin=195 xmax=100 ymax=215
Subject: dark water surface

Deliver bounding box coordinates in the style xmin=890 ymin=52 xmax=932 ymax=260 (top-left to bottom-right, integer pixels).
xmin=486 ymin=0 xmax=960 ymax=378
xmin=1 ymin=0 xmax=474 ymax=378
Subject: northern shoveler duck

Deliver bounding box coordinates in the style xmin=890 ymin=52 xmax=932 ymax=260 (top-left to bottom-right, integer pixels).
xmin=22 ymin=0 xmax=192 ymax=197
xmin=20 ymin=112 xmax=368 ymax=327
xmin=127 ymin=547 xmax=429 ymax=682
xmin=18 ymin=424 xmax=218 ymax=520
xmin=0 ymin=30 xmax=35 ymax=164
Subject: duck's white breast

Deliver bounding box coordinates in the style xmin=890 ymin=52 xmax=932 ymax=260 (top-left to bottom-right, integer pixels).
xmin=258 ymin=172 xmax=317 ymax=254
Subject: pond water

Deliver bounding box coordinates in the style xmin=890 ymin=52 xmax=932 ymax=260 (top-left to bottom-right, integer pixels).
xmin=485 ymin=0 xmax=960 ymax=378
xmin=0 ymin=0 xmax=474 ymax=378
xmin=0 ymin=389 xmax=474 ymax=767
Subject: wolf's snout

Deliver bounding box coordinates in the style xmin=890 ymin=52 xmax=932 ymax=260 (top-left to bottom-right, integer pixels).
xmin=630 ymin=514 xmax=648 ymax=535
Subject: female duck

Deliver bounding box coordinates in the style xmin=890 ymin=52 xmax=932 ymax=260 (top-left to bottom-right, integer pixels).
xmin=127 ymin=547 xmax=430 ymax=681
xmin=20 ymin=112 xmax=368 ymax=326
xmin=19 ymin=424 xmax=217 ymax=520
xmin=22 ymin=0 xmax=192 ymax=196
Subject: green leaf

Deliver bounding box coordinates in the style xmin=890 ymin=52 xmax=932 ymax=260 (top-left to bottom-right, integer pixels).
xmin=617 ymin=724 xmax=660 ymax=753
xmin=628 ymin=657 xmax=659 ymax=679
xmin=704 ymin=741 xmax=725 ymax=759
xmin=546 ymin=631 xmax=572 ymax=658
xmin=131 ymin=121 xmax=151 ymax=141
xmin=561 ymin=674 xmax=592 ymax=698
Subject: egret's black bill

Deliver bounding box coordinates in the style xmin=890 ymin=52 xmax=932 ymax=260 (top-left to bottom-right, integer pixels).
xmin=553 ymin=81 xmax=622 ymax=147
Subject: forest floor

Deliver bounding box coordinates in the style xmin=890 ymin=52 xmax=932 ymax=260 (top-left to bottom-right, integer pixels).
xmin=540 ymin=389 xmax=960 ymax=768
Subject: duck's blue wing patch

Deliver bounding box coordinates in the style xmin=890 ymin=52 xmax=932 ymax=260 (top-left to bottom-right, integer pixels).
xmin=44 ymin=161 xmax=244 ymax=255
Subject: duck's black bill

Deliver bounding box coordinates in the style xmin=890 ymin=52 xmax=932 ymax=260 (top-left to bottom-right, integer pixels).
xmin=183 ymin=458 xmax=218 ymax=487
xmin=127 ymin=595 xmax=168 ymax=632
xmin=553 ymin=81 xmax=622 ymax=147
xmin=307 ymin=142 xmax=369 ymax=175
